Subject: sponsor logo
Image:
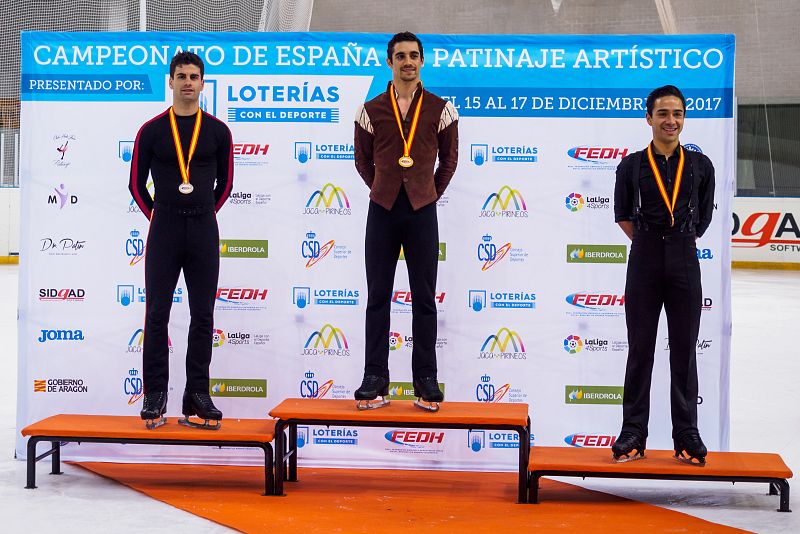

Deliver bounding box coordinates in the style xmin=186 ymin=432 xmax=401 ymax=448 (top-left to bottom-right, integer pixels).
xmin=565 ymin=292 xmax=625 ymax=317
xmin=118 ymin=140 xmax=134 ymax=163
xmin=479 ymin=186 xmax=528 ymax=218
xmin=467 ymin=430 xmax=534 ymax=451
xmin=302 ymin=230 xmax=351 ymax=267
xmin=665 ymin=337 xmax=713 ymax=355
xmin=39 ymin=236 xmax=86 ymax=255
xmin=386 ymin=381 xmax=445 ymax=401
xmin=732 ymin=211 xmax=800 ymax=251
xmin=391 ymin=290 xmax=446 ymax=314
xmin=34 ymin=378 xmax=88 ymax=393
xmin=37 ymin=329 xmax=84 ymax=343
xmin=297 ymin=425 xmax=359 ymax=447
xmin=294 ymin=141 xmax=354 ymax=162
xmin=567 ymin=146 xmax=630 ymax=170
xmin=198 ymin=79 xmax=218 ymax=116
xmin=564 ymin=335 xmax=583 ymax=354
xmin=233 ymin=142 xmax=270 ymax=167
xmin=211 ymin=329 xmax=269 ymax=348
xmin=702 ymin=297 xmax=713 ymax=311
xmin=384 ymin=429 xmax=445 ymax=450
xmin=564 ymin=433 xmax=617 ymax=447
xmin=212 ymin=328 xmax=226 ymax=347
xmin=565 ymin=192 xmax=610 ymax=211
xmin=470 ymin=143 xmax=538 ymax=165
xmin=48 ymin=184 xmax=78 ymax=209
xmin=127 ymin=328 xmax=173 ymax=354
xmin=566 ymin=193 xmax=585 ymax=212
xmin=399 ymin=243 xmax=447 ymax=262
xmin=302 ymin=324 xmax=350 ymax=356
xmin=220 ymin=239 xmax=269 ymax=258
xmin=565 ymin=385 xmax=624 ymax=405
xmin=117 ymin=285 xmax=181 ymax=306
xmin=52 ymin=133 xmax=76 ymax=168
xmin=683 ymin=143 xmax=703 ymax=153
xmin=388 ymin=331 xmax=403 ymax=351
xmin=567 ymin=244 xmax=627 ymax=263
xmin=385 ymin=334 xmax=448 ymax=352
xmin=228 ymin=191 xmax=272 ymax=206
xmin=125 ymin=229 xmax=145 ymax=266
xmin=473 ymin=374 xmax=527 ymax=403
xmin=697 ymin=248 xmax=714 ymax=260
xmin=226 ymin=82 xmax=341 ymax=124
xmin=215 ymin=287 xmax=269 ymax=311
xmin=299 ymin=371 xmax=352 ymax=400
xmin=565 ymin=335 xmax=615 ymax=353
xmin=210 ymin=379 xmax=267 ymax=398
xmin=303 ymin=183 xmax=351 ymax=216
xmin=124 ymin=368 xmax=143 ymax=404
xmin=39 ymin=288 xmax=85 ymax=302
xmin=468 ymin=289 xmax=536 ymax=311
xmin=292 ymin=286 xmax=359 ymax=308
xmin=477 ymin=234 xmax=511 ymax=270
xmin=479 ymin=327 xmax=526 ymax=360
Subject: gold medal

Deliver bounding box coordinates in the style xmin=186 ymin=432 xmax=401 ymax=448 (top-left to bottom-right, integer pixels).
xmin=168 ymin=107 xmax=202 ymax=195
xmin=646 ymin=143 xmax=685 ymax=227
xmin=389 ymin=83 xmax=423 ymax=168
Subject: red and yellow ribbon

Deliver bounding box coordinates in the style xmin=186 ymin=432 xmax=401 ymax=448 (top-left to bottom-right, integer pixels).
xmin=168 ymin=107 xmax=202 ymax=186
xmin=646 ymin=143 xmax=684 ymax=227
xmin=389 ymin=83 xmax=423 ymax=167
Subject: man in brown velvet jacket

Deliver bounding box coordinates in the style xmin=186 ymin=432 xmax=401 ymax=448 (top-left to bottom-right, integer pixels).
xmin=353 ymin=31 xmax=458 ymax=412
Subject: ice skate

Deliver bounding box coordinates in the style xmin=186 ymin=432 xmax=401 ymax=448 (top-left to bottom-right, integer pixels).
xmin=611 ymin=431 xmax=646 ymax=463
xmin=674 ymin=432 xmax=707 ymax=466
xmin=140 ymin=391 xmax=168 ymax=429
xmin=412 ymin=376 xmax=443 ymax=412
xmin=354 ymin=375 xmax=390 ymax=410
xmin=178 ymin=391 xmax=222 ymax=430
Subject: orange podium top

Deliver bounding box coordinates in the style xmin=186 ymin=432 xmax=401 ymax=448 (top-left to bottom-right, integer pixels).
xmin=529 ymin=446 xmax=793 ymax=479
xmin=268 ymin=398 xmax=529 ymax=427
xmin=21 ymin=414 xmax=276 ymax=442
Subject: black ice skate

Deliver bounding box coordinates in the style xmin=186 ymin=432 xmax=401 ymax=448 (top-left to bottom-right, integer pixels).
xmin=611 ymin=431 xmax=646 ymax=463
xmin=178 ymin=391 xmax=222 ymax=430
xmin=412 ymin=376 xmax=444 ymax=412
xmin=140 ymin=391 xmax=168 ymax=429
xmin=674 ymin=432 xmax=707 ymax=466
xmin=354 ymin=375 xmax=390 ymax=410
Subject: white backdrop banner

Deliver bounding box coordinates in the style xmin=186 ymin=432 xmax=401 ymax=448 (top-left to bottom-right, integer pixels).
xmin=17 ymin=32 xmax=735 ymax=469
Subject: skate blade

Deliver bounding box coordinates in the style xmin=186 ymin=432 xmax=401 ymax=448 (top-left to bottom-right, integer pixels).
xmin=178 ymin=417 xmax=221 ymax=430
xmin=355 ymin=398 xmax=390 ymax=411
xmin=414 ymin=399 xmax=440 ymax=412
xmin=612 ymin=452 xmax=646 ymax=463
xmin=144 ymin=417 xmax=166 ymax=430
xmin=674 ymin=452 xmax=706 ymax=466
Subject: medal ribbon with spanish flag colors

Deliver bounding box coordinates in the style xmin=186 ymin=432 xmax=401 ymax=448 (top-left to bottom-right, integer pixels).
xmin=168 ymin=107 xmax=202 ymax=194
xmin=646 ymin=143 xmax=685 ymax=227
xmin=389 ymin=83 xmax=423 ymax=168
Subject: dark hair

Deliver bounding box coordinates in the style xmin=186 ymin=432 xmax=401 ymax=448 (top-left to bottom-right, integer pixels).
xmin=169 ymin=51 xmax=204 ymax=79
xmin=646 ymin=85 xmax=685 ymax=116
xmin=387 ymin=31 xmax=423 ymax=62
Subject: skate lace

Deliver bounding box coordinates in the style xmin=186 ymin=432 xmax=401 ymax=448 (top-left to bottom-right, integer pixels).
xmin=194 ymin=392 xmax=216 ymax=409
xmin=360 ymin=375 xmax=382 ymax=388
xmin=144 ymin=391 xmax=165 ymax=407
xmin=617 ymin=431 xmax=641 ymax=445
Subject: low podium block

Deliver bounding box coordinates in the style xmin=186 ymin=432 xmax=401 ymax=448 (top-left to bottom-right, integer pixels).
xmin=21 ymin=414 xmax=276 ymax=495
xmin=268 ymin=398 xmax=531 ymax=502
xmin=528 ymin=446 xmax=793 ymax=512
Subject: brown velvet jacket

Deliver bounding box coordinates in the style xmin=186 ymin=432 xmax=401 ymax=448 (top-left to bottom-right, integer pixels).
xmin=354 ymin=82 xmax=459 ymax=210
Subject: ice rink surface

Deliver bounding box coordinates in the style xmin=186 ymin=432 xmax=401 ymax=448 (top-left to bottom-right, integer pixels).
xmin=1 ymin=264 xmax=797 ymax=532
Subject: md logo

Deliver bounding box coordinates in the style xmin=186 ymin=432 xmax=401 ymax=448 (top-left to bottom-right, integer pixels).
xmin=480 ymin=186 xmax=528 ymax=218
xmin=294 ymin=141 xmax=312 ymax=163
xmin=477 ymin=234 xmax=512 ymax=271
xmin=48 ymin=184 xmax=78 ymax=209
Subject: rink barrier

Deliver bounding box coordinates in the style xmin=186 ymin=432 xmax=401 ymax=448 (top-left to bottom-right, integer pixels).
xmin=268 ymin=398 xmax=532 ymax=503
xmin=527 ymin=446 xmax=793 ymax=512
xmin=21 ymin=414 xmax=276 ymax=495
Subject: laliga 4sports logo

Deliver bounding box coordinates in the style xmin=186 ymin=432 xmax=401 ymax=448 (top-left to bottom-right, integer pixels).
xmin=567 ymin=145 xmax=630 ymax=170
xmin=480 ymin=186 xmax=528 ymax=218
xmin=479 ymin=327 xmax=526 ymax=360
xmin=302 ymin=323 xmax=350 ymax=356
xmin=470 ymin=143 xmax=538 ymax=165
xmin=565 ymin=192 xmax=610 ymax=212
xmin=303 ymin=183 xmax=351 ymax=216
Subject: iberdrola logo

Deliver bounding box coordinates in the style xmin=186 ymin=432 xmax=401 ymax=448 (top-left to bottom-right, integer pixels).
xmin=569 ymin=248 xmax=585 ymax=260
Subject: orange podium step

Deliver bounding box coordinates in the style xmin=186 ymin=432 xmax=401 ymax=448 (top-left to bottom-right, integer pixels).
xmin=268 ymin=398 xmax=531 ymax=502
xmin=21 ymin=414 xmax=276 ymax=495
xmin=528 ymin=446 xmax=793 ymax=512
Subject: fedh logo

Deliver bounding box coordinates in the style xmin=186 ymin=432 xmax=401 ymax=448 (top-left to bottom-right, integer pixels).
xmin=565 ymin=292 xmax=625 ymax=317
xmin=124 ymin=368 xmax=143 ymax=405
xmin=232 ymin=142 xmax=269 ymax=167
xmin=226 ymin=81 xmax=340 ymax=124
xmin=39 ymin=288 xmax=85 ymax=302
xmin=391 ymin=290 xmax=446 ymax=314
xmin=384 ymin=429 xmax=446 ymax=452
xmin=126 ymin=229 xmax=145 ymax=266
xmin=303 ymin=183 xmax=351 ymax=216
xmin=127 ymin=328 xmax=173 ymax=354
xmin=303 ymin=324 xmax=350 ymax=356
xmin=480 ymin=186 xmax=528 ymax=218
xmin=565 ymin=385 xmax=623 ymax=405
xmin=118 ymin=140 xmax=134 ymax=163
xmin=299 ymin=371 xmax=334 ymax=398
xmin=567 ymin=146 xmax=629 ymax=170
xmin=37 ymin=329 xmax=84 ymax=343
xmin=48 ymin=184 xmax=78 ymax=209
xmin=564 ymin=433 xmax=617 ymax=447
xmin=477 ymin=234 xmax=512 ymax=271
xmin=732 ymin=211 xmax=800 ymax=252
xmin=215 ymin=287 xmax=268 ymax=311
xmin=470 ymin=143 xmax=538 ymax=165
xmin=292 ymin=286 xmax=360 ymax=308
xmin=468 ymin=289 xmax=536 ymax=311
xmin=475 ymin=374 xmax=510 ymax=403
xmin=564 ymin=335 xmax=583 ymax=354
xmin=567 ymin=244 xmax=627 ymax=264
xmin=52 ymin=133 xmax=76 ymax=168
xmin=297 ymin=425 xmax=359 ymax=447
xmin=479 ymin=327 xmax=526 ymax=360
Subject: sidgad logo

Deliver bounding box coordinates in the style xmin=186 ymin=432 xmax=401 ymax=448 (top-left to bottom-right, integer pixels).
xmin=39 ymin=288 xmax=85 ymax=302
xmin=732 ymin=211 xmax=800 ymax=252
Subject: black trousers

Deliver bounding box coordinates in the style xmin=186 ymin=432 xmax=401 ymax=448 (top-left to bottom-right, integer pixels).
xmin=364 ymin=188 xmax=439 ymax=380
xmin=143 ymin=205 xmax=219 ymax=394
xmin=621 ymin=228 xmax=702 ymax=441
